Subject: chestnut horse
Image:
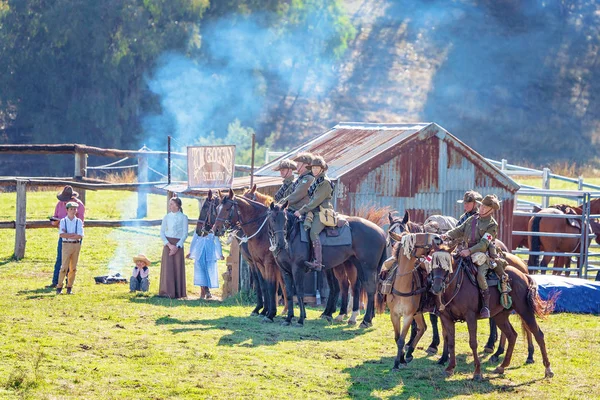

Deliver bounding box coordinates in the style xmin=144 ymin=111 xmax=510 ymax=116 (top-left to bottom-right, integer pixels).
xmin=528 ymin=198 xmax=600 ymax=277
xmin=419 ymin=232 xmax=556 ymax=380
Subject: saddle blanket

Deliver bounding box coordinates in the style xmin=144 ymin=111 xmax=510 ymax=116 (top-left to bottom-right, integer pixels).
xmin=300 ymin=222 xmax=352 ymax=247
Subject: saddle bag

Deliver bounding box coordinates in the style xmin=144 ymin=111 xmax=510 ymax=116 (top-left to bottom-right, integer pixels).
xmin=319 ymin=206 xmax=338 ymax=227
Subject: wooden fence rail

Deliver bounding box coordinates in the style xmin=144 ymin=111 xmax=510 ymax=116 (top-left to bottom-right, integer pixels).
xmin=0 ymin=219 xmax=200 ymax=229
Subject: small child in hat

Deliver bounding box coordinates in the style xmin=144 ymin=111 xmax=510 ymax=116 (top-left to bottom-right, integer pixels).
xmin=130 ymin=254 xmax=151 ymax=292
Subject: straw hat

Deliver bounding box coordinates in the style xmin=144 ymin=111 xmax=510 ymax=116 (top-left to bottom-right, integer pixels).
xmin=133 ymin=254 xmax=152 ymax=267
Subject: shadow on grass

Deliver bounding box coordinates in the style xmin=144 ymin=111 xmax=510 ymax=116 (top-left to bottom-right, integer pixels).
xmin=16 ymin=286 xmax=57 ymax=300
xmin=153 ymin=313 xmax=371 ymax=347
xmin=0 ymin=257 xmax=14 ymax=266
xmin=343 ymin=354 xmax=547 ymax=399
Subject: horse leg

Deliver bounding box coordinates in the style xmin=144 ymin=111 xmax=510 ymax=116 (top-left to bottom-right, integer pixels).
xmin=262 ymin=278 xmax=277 ymax=323
xmin=250 ymin=267 xmax=264 ymax=316
xmin=353 ymin=258 xmax=377 ymax=328
xmin=492 ymin=311 xmax=518 ymax=375
xmin=440 ymin=315 xmax=456 ymax=377
xmin=465 ymin=313 xmax=482 ymax=380
xmin=437 ymin=321 xmax=449 ymax=365
xmin=523 ymin=319 xmax=535 ymax=364
xmin=490 ymin=331 xmax=506 ymax=363
xmin=332 ymin=265 xmax=347 ymax=322
xmin=256 ymin=270 xmax=270 ymax=317
xmin=553 ymin=256 xmax=564 ymax=276
xmin=348 ymin=275 xmax=361 ymax=325
xmin=390 ymin=310 xmax=402 ymax=370
xmin=406 ymin=313 xmax=427 ymax=363
xmin=484 ymin=317 xmax=498 ymax=353
xmin=321 ymin=269 xmax=338 ymax=322
xmin=393 ymin=313 xmax=414 ymax=370
xmin=281 ymin=268 xmax=295 ymax=326
xmin=276 ymin=270 xmax=289 ymax=315
xmin=293 ymin=266 xmax=307 ymax=326
xmin=407 ymin=320 xmax=418 ymax=351
xmin=521 ymin=310 xmax=553 ymax=377
xmin=426 ymin=313 xmax=440 ymax=355
xmin=540 ymin=254 xmax=552 ymax=276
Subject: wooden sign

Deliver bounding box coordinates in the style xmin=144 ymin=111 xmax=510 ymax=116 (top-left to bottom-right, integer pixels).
xmin=187 ymin=145 xmax=236 ymax=189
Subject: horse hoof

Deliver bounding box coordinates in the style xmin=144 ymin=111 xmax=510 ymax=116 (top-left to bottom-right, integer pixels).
xmin=347 ymin=319 xmax=357 ymax=326
xmin=473 ymin=374 xmax=483 ymax=381
xmin=426 ymin=347 xmax=438 ymax=356
xmin=281 ymin=321 xmax=291 ymax=326
xmin=490 ymin=355 xmax=499 ymax=363
xmin=406 ymin=355 xmax=414 ymax=364
xmin=334 ymin=314 xmax=346 ymax=322
xmin=493 ymin=367 xmax=505 ymax=374
xmin=261 ymin=317 xmax=274 ymax=324
xmin=293 ymin=322 xmax=304 ymax=328
xmin=526 ymin=358 xmax=535 ymax=364
xmin=250 ymin=312 xmax=259 ymax=317
xmin=321 ymin=315 xmax=333 ymax=323
xmin=545 ymin=368 xmax=554 ymax=379
xmin=484 ymin=347 xmax=494 ymax=354
xmin=359 ymin=321 xmax=372 ymax=329
xmin=444 ymin=369 xmax=454 ymax=378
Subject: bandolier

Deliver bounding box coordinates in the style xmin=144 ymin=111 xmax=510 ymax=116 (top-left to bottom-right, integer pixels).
xmin=279 ymin=152 xmax=315 ymax=212
xmin=272 ymin=159 xmax=297 ymax=202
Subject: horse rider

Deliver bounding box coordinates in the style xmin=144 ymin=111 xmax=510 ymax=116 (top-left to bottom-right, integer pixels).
xmin=442 ymin=194 xmax=501 ymax=319
xmin=279 ymin=152 xmax=315 ymax=212
xmin=294 ymin=155 xmax=335 ymax=272
xmin=273 ymin=159 xmax=297 ymax=202
xmin=457 ymin=190 xmax=483 ymax=225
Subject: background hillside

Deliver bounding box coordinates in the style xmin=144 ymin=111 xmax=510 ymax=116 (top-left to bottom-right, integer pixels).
xmin=1 ymin=0 xmax=599 ymax=175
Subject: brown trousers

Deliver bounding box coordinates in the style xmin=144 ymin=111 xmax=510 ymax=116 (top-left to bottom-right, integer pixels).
xmin=159 ymin=237 xmax=187 ymax=298
xmin=57 ymin=242 xmax=81 ymax=289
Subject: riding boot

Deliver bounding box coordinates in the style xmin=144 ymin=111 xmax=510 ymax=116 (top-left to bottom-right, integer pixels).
xmin=480 ymin=288 xmax=490 ymax=318
xmin=305 ymin=239 xmax=324 ymax=271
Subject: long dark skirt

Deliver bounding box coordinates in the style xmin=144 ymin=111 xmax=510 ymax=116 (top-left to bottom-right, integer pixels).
xmin=159 ymin=237 xmax=187 ymax=299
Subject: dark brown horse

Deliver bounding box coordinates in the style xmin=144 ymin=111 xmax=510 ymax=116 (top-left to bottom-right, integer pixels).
xmin=267 ymin=201 xmax=387 ymax=327
xmin=528 ymin=198 xmax=600 ymax=277
xmin=420 ymin=232 xmax=557 ymax=379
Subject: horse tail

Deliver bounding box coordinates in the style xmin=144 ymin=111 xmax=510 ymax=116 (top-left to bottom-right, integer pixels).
xmin=375 ymin=249 xmax=388 ymax=314
xmin=528 ymin=216 xmax=542 ymax=267
xmin=526 ymin=275 xmax=558 ymax=319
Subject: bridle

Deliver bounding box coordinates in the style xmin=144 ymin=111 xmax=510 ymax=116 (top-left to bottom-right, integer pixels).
xmin=197 ymin=199 xmax=217 ymax=235
xmin=215 ymin=197 xmax=271 ymax=243
xmin=268 ymin=209 xmax=289 ymax=254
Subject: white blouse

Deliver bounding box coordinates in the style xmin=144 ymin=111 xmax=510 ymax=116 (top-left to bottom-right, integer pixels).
xmin=160 ymin=211 xmax=189 ymax=248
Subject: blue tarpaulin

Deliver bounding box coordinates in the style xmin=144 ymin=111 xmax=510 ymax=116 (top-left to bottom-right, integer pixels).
xmin=532 ymin=275 xmax=600 ymax=314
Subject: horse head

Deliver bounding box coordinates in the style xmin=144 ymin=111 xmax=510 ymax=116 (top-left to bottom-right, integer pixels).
xmin=268 ymin=201 xmax=289 ymax=253
xmin=212 ymin=189 xmax=238 ymax=236
xmin=242 ymin=184 xmax=258 ymax=202
xmin=196 ymin=190 xmax=220 ymax=235
xmin=387 ymin=210 xmax=410 ymax=245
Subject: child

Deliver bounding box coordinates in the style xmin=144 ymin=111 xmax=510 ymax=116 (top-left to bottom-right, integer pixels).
xmin=56 ymin=201 xmax=84 ymax=295
xmin=130 ymin=254 xmax=151 ymax=292
xmin=187 ymin=232 xmax=222 ymax=299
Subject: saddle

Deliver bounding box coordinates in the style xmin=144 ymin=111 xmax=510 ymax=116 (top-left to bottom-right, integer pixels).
xmin=459 ymin=256 xmax=501 ymax=287
xmin=287 ymin=210 xmax=352 ymax=246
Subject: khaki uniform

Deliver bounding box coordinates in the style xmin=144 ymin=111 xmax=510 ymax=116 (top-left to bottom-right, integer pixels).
xmin=281 ymin=172 xmax=315 ymax=211
xmin=458 ymin=210 xmax=478 ymax=226
xmin=298 ymin=173 xmax=334 ymax=241
xmin=274 ymin=176 xmax=294 ymax=203
xmin=446 ymin=214 xmax=498 ymax=290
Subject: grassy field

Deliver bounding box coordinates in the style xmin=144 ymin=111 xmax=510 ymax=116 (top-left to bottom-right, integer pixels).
xmin=1 ymin=189 xmax=599 ymax=399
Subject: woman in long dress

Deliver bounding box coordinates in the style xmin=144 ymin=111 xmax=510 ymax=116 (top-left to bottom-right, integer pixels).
xmin=188 ymin=231 xmax=222 ymax=299
xmin=159 ymin=196 xmax=189 ymax=298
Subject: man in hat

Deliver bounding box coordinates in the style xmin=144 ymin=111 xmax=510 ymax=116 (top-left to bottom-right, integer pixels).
xmin=130 ymin=254 xmax=151 ymax=292
xmin=46 ymin=185 xmax=86 ymax=288
xmin=56 ymin=201 xmax=85 ymax=295
xmin=442 ymin=194 xmax=501 ymax=318
xmin=273 ymin=159 xmax=297 ymax=202
xmin=457 ymin=190 xmax=483 ymax=225
xmin=295 ymin=155 xmax=335 ymax=271
xmin=279 ymin=152 xmax=316 ymax=212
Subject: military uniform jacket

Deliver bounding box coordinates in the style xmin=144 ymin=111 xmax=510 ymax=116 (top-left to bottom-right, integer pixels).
xmin=298 ymin=173 xmax=334 ymax=215
xmin=281 ymin=172 xmax=315 ymax=211
xmin=446 ymin=214 xmax=498 ymax=254
xmin=274 ymin=176 xmax=294 ymax=202
xmin=458 ymin=210 xmax=478 ymax=226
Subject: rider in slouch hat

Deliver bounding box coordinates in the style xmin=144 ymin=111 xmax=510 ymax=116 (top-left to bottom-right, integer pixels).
xmin=457 ymin=190 xmax=483 ymax=225
xmin=273 ymin=159 xmax=297 ymax=202
xmin=279 ymin=152 xmax=316 ymax=212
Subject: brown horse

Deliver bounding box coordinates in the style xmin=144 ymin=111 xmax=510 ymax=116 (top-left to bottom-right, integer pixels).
xmin=419 ymin=232 xmax=557 ymax=380
xmin=528 ymin=198 xmax=600 ymax=277
xmin=242 ymin=187 xmax=288 ymax=316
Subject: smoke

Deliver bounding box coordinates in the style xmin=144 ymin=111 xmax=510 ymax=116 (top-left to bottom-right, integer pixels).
xmin=142 ymin=12 xmax=342 ymax=152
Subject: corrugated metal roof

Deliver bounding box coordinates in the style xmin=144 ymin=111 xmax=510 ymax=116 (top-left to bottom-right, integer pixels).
xmin=255 ymin=122 xmax=520 ymax=193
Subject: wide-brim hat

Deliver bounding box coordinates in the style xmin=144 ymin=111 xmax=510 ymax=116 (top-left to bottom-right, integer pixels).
xmin=479 ymin=194 xmax=501 ymax=210
xmin=133 ymin=254 xmax=152 ymax=267
xmin=292 ymin=152 xmax=314 ymax=169
xmin=273 ymin=159 xmax=298 ymax=172
xmin=306 ymin=155 xmax=328 ymax=170
xmin=57 ymin=185 xmax=79 ymax=201
xmin=457 ymin=190 xmax=482 ymax=204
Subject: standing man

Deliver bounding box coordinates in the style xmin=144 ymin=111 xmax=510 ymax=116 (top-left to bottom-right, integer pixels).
xmin=273 ymin=159 xmax=297 ymax=202
xmin=56 ymin=202 xmax=84 ymax=295
xmin=457 ymin=190 xmax=482 ymax=225
xmin=47 ymin=186 xmax=85 ymax=288
xmin=443 ymin=194 xmax=501 ymax=318
xmin=279 ymin=152 xmax=315 ymax=212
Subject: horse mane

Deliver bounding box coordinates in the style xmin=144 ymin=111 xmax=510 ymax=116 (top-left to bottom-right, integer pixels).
xmin=242 ymin=188 xmax=274 ymax=207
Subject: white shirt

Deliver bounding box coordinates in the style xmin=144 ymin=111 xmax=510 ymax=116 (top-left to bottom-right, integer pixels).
xmin=59 ymin=216 xmax=84 ymax=237
xmin=160 ymin=211 xmax=189 ymax=247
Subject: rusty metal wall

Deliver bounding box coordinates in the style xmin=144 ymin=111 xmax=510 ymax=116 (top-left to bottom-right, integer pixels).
xmin=336 ymin=135 xmax=515 ymax=246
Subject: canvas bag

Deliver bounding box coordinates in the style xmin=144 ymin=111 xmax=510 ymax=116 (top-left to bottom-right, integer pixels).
xmin=319 ymin=206 xmax=338 ymax=227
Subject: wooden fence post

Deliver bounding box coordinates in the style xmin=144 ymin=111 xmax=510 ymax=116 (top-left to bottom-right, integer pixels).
xmin=137 ymin=156 xmax=148 ymax=218
xmin=74 ymin=151 xmax=88 ymax=204
xmin=542 ymin=168 xmax=551 ymax=208
xmin=14 ymin=180 xmax=27 ymax=260
xmin=167 ymin=190 xmax=174 ymax=213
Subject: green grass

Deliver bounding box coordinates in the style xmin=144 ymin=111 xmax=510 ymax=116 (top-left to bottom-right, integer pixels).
xmin=1 ymin=189 xmax=599 ymax=399
xmin=516 ymin=177 xmax=600 ymax=206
